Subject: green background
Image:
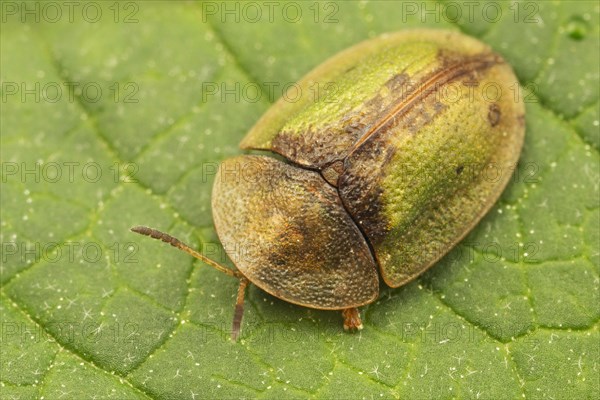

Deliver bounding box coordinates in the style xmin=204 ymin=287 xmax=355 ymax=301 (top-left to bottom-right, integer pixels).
xmin=1 ymin=1 xmax=598 ymax=399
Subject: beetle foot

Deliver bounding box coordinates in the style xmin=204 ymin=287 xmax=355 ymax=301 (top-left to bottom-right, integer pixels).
xmin=342 ymin=308 xmax=363 ymax=331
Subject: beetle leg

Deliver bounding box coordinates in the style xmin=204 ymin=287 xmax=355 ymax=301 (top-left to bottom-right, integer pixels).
xmin=231 ymin=277 xmax=249 ymax=341
xmin=342 ymin=308 xmax=363 ymax=331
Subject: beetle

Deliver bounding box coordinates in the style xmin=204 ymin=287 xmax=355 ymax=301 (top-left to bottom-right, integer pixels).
xmin=132 ymin=29 xmax=525 ymax=340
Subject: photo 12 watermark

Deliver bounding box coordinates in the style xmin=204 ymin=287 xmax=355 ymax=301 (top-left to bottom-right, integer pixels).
xmin=2 ymin=320 xmax=140 ymax=345
xmin=201 ymin=1 xmax=340 ymax=24
xmin=1 ymin=1 xmax=140 ymax=24
xmin=397 ymin=1 xmax=540 ymax=24
xmin=1 ymin=81 xmax=139 ymax=104
xmin=1 ymin=161 xmax=139 ymax=184
xmin=2 ymin=240 xmax=139 ymax=265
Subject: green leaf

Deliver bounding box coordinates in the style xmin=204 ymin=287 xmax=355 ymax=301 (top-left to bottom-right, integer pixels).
xmin=1 ymin=1 xmax=598 ymax=399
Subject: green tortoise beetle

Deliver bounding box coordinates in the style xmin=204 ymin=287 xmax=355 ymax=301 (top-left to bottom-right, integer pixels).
xmin=132 ymin=29 xmax=525 ymax=340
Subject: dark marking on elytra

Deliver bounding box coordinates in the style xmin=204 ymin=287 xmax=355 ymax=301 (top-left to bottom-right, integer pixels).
xmin=338 ymin=139 xmax=395 ymax=246
xmin=488 ymin=103 xmax=501 ymax=127
xmin=385 ymin=73 xmax=411 ymax=92
xmin=273 ymin=127 xmax=359 ymax=168
xmin=339 ymin=172 xmax=389 ymax=245
xmin=362 ymin=93 xmax=385 ymax=115
xmin=437 ymin=49 xmax=503 ymax=77
xmin=456 ymin=165 xmax=464 ymax=175
xmin=348 ymin=51 xmax=503 ymax=155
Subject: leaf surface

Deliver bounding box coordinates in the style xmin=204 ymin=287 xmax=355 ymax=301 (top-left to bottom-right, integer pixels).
xmin=1 ymin=1 xmax=598 ymax=399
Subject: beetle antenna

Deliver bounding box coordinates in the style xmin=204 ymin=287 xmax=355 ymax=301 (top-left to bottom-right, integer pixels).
xmin=130 ymin=226 xmax=241 ymax=278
